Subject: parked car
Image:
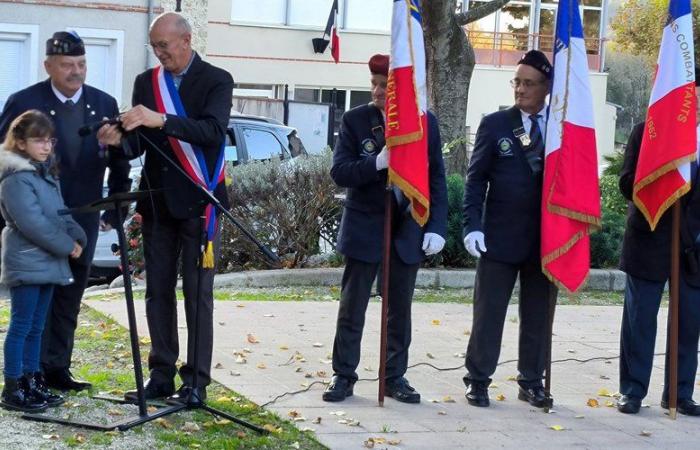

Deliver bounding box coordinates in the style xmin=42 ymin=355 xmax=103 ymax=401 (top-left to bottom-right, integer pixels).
xmin=89 ymin=115 xmax=307 ymax=283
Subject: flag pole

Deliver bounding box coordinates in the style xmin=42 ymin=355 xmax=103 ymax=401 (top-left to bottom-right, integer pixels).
xmin=543 ymin=285 xmax=557 ymax=412
xmin=378 ymin=187 xmax=393 ymax=406
xmin=668 ymin=201 xmax=681 ymax=420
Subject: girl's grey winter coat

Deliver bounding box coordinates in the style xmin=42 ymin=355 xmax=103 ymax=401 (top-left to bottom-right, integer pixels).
xmin=0 ymin=148 xmax=87 ymax=287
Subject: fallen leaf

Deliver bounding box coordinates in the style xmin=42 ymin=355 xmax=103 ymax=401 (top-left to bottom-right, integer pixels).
xmin=147 ymin=406 xmax=158 ymax=413
xmin=426 ymin=352 xmax=435 ymax=359
xmin=235 ymin=355 xmax=247 ymax=364
xmin=218 ymin=321 xmax=226 ymax=326
xmin=74 ymin=433 xmax=86 ymax=443
xmin=489 ymin=383 xmax=499 ymax=389
xmin=106 ymin=361 xmax=114 ymax=369
xmin=247 ymin=333 xmax=260 ymax=344
xmin=139 ymin=337 xmax=151 ymax=345
xmin=587 ymin=398 xmax=600 ymax=408
xmin=605 ymin=401 xmax=615 ymax=407
xmin=329 ymin=411 xmax=346 ymax=416
xmin=107 ymin=408 xmax=124 ymax=416
xmin=42 ymin=434 xmax=59 ymax=440
xmin=279 ymin=345 xmax=289 ymax=350
xmin=305 ymin=373 xmax=313 ymax=378
xmin=214 ymin=362 xmax=224 ymax=369
xmin=257 ymin=362 xmax=267 ymax=369
xmin=431 ymin=319 xmax=441 ymax=325
xmin=549 ymin=425 xmax=565 ymax=431
xmin=295 ymin=367 xmax=303 ymax=373
xmin=496 ymin=394 xmax=506 ymax=401
xmin=288 ymin=410 xmax=301 ymax=418
xmin=300 ymin=427 xmax=314 ymax=432
xmin=316 ymin=371 xmax=327 ymax=377
xmin=575 ymin=415 xmax=585 ymax=419
xmin=599 ymin=375 xmax=610 ymax=380
xmin=388 ymin=440 xmax=402 ymax=446
xmin=236 ymin=431 xmax=246 ymax=438
xmin=236 ymin=304 xmax=245 ymax=308
xmin=293 ymin=417 xmax=306 ymax=422
xmin=442 ymin=396 xmax=456 ymax=403
xmin=312 ymin=342 xmax=324 ymax=348
xmin=230 ymin=371 xmax=241 ymax=376
xmin=155 ymin=418 xmax=172 ymax=428
xmin=597 ymin=388 xmax=612 ymax=397
xmin=182 ymin=421 xmax=200 ymax=433
xmin=312 ymin=416 xmax=322 ymax=424
xmin=438 ymin=411 xmax=447 ymax=415
xmin=640 ymin=430 xmax=652 ymax=437
xmin=264 ymin=314 xmax=275 ymax=318
xmin=453 ymin=352 xmax=466 ymax=358
xmin=567 ymin=349 xmax=576 ymax=354
xmin=262 ymin=423 xmax=281 ymax=433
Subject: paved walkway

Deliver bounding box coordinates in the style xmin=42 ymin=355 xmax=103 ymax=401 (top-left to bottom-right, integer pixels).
xmin=86 ymin=296 xmax=700 ymax=449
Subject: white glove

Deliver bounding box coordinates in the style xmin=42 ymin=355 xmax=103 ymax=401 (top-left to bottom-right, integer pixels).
xmin=422 ymin=232 xmax=445 ymax=256
xmin=463 ymin=231 xmax=487 ymax=258
xmin=375 ymin=146 xmax=389 ymax=170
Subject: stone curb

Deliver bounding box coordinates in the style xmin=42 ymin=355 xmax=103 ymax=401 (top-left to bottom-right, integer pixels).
xmin=89 ymin=267 xmax=626 ymax=295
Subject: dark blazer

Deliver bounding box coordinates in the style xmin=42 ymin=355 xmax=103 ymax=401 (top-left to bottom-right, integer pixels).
xmin=619 ymin=122 xmax=700 ymax=286
xmin=331 ymin=103 xmax=448 ymax=265
xmin=127 ymin=53 xmax=234 ymax=220
xmin=0 ymin=80 xmax=131 ymax=264
xmin=463 ymin=106 xmax=543 ymax=264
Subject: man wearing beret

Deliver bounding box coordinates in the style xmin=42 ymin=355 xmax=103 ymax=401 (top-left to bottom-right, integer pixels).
xmin=0 ymin=31 xmax=131 ymax=392
xmin=462 ymin=50 xmax=555 ymax=408
xmin=615 ymin=68 xmax=700 ymax=416
xmin=323 ymin=54 xmax=448 ymax=404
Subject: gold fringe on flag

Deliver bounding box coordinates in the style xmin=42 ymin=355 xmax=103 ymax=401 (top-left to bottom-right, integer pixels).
xmin=202 ymin=241 xmax=215 ymax=269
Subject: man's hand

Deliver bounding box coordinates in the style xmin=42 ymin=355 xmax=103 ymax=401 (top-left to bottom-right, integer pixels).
xmin=99 ymin=220 xmax=113 ymax=232
xmin=375 ymin=146 xmax=389 ymax=171
xmin=70 ymin=242 xmax=83 ymax=259
xmin=464 ymin=231 xmax=487 ymax=258
xmin=422 ymin=232 xmax=445 ymax=256
xmin=120 ymin=105 xmax=165 ymax=131
xmin=96 ymin=119 xmax=123 ymax=147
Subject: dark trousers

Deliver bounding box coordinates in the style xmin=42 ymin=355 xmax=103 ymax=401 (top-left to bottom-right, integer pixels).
xmin=331 ymin=252 xmax=419 ymax=383
xmin=142 ymin=214 xmax=220 ymax=388
xmin=5 ymin=284 xmax=54 ymax=378
xmin=464 ymin=256 xmax=554 ymax=388
xmin=620 ymin=273 xmax=700 ymax=400
xmin=40 ymin=259 xmax=90 ymax=373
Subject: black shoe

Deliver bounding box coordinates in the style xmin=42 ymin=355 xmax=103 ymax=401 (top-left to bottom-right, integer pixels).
xmin=1 ymin=377 xmax=48 ymax=412
xmin=386 ymin=377 xmax=421 ymax=404
xmin=661 ymin=398 xmax=700 ymax=416
xmin=22 ymin=373 xmax=64 ymax=407
xmin=124 ymin=378 xmax=175 ymax=403
xmin=518 ymin=385 xmax=549 ymax=408
xmin=617 ymin=395 xmax=641 ymax=414
xmin=322 ymin=376 xmax=354 ymax=402
xmin=465 ymin=382 xmax=490 ymax=407
xmin=43 ymin=369 xmax=91 ymax=392
xmin=166 ymin=384 xmax=207 ymax=406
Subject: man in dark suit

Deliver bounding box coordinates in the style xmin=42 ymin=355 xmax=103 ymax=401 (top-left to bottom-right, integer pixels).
xmin=323 ymin=54 xmax=448 ymax=404
xmin=0 ymin=31 xmax=131 ymax=392
xmin=616 ymin=75 xmax=700 ymax=415
xmin=106 ymin=12 xmax=233 ymax=404
xmin=462 ymin=50 xmax=555 ymax=408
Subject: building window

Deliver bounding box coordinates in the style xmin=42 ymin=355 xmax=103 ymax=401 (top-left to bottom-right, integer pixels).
xmin=71 ymin=28 xmax=124 ymax=104
xmin=0 ymin=23 xmax=39 ymax=110
xmin=231 ymin=0 xmax=286 ymax=26
xmin=343 ymin=0 xmax=392 ymax=32
xmin=234 ymin=83 xmax=276 ymax=98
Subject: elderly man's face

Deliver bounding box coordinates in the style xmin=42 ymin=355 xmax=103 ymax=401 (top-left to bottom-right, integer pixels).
xmin=512 ymin=64 xmax=549 ymax=114
xmin=371 ymin=74 xmax=388 ymax=110
xmin=149 ymin=19 xmax=192 ymax=73
xmin=44 ymin=55 xmax=86 ymax=97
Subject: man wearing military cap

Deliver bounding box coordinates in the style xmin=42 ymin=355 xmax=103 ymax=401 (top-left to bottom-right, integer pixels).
xmin=323 ymin=53 xmax=448 ymax=404
xmin=0 ymin=30 xmax=131 ymax=392
xmin=462 ymin=50 xmax=555 ymax=408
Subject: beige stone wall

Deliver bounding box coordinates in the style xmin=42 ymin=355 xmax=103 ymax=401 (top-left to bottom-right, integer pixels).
xmin=159 ymin=0 xmax=208 ymax=55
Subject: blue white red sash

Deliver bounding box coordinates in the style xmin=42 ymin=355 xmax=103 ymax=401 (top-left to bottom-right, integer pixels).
xmin=151 ymin=66 xmax=226 ymax=268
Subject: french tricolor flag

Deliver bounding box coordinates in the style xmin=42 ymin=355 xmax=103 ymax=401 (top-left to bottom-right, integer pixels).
xmin=323 ymin=0 xmax=340 ymax=63
xmin=633 ymin=0 xmax=696 ymax=229
xmin=385 ymin=0 xmax=430 ymax=226
xmin=541 ymin=0 xmax=601 ymax=292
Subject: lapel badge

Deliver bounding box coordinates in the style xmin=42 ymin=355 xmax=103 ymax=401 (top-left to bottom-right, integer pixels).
xmin=519 ymin=134 xmax=531 ymax=147
xmin=49 ymin=110 xmax=56 ymax=116
xmin=497 ymin=137 xmax=514 ymax=155
xmin=362 ymin=138 xmax=377 ymax=155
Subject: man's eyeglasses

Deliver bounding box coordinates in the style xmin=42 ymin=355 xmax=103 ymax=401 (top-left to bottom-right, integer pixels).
xmin=27 ymin=138 xmax=58 ymax=147
xmin=510 ymin=79 xmax=545 ymax=89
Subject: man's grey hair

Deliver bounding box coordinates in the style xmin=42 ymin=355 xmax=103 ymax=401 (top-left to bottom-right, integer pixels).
xmin=150 ymin=12 xmax=192 ymax=35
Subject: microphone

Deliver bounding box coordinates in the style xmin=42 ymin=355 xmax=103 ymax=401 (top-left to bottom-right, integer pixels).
xmin=78 ymin=117 xmax=122 ymax=137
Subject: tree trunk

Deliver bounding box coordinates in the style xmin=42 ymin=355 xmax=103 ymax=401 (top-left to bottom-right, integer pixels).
xmin=423 ymin=0 xmax=474 ymax=176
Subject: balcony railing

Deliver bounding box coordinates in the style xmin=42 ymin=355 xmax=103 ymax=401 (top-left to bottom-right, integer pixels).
xmin=466 ymin=30 xmax=605 ymax=72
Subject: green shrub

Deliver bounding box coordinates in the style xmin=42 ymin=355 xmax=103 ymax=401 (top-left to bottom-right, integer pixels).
xmin=589 ymin=166 xmax=628 ymax=268
xmin=220 ymin=152 xmax=341 ymax=271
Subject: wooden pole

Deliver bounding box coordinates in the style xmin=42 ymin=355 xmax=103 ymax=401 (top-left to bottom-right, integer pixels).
xmin=668 ymin=201 xmax=681 ymax=420
xmin=543 ymin=284 xmax=557 ymax=412
xmin=378 ymin=188 xmax=393 ymax=406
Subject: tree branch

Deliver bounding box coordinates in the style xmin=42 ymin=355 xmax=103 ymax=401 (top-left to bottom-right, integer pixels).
xmin=456 ymin=0 xmax=513 ymax=25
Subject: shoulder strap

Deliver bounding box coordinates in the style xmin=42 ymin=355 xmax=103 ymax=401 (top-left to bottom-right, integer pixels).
xmin=367 ymin=104 xmax=386 ymax=149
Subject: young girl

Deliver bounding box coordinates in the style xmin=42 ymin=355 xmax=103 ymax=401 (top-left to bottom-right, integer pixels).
xmin=0 ymin=110 xmax=87 ymax=412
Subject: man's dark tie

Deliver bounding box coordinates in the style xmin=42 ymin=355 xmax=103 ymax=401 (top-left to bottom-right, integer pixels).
xmin=525 ymin=114 xmax=544 ymax=175
xmin=65 ymin=99 xmax=75 ymax=107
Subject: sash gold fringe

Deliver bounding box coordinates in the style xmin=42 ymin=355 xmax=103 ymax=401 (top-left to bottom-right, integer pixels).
xmin=202 ymin=241 xmax=215 ymax=269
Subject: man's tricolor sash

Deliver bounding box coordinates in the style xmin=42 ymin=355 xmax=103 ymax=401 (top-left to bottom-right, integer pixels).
xmin=152 ymin=66 xmax=226 ymax=268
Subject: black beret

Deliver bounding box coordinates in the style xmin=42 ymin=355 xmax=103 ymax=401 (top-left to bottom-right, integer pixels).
xmin=46 ymin=31 xmax=85 ymax=56
xmin=368 ymin=54 xmax=389 ymax=76
xmin=517 ymin=50 xmax=552 ymax=80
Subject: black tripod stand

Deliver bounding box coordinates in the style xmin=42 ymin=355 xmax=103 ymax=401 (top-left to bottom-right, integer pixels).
xmin=23 ymin=190 xmax=189 ymax=431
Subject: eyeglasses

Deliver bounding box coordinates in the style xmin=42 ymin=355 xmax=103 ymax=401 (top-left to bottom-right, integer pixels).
xmin=510 ymin=79 xmax=545 ymax=89
xmin=27 ymin=138 xmax=58 ymax=147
